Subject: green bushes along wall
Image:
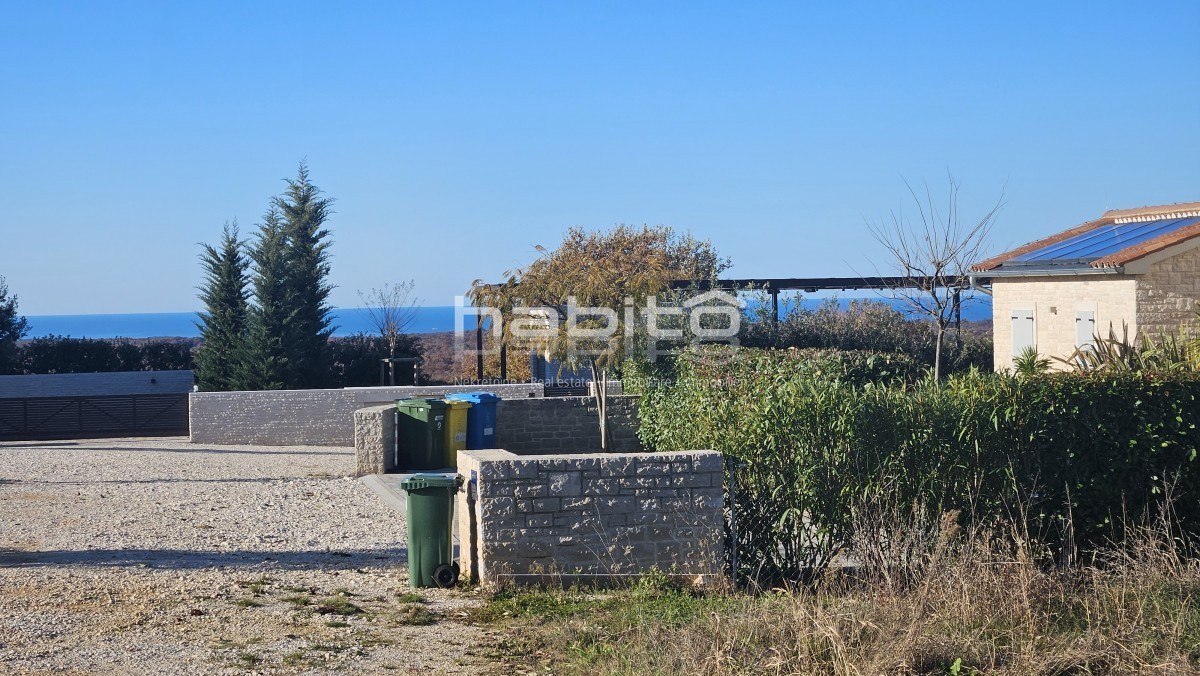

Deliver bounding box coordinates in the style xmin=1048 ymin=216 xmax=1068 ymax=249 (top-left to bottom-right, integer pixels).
xmin=635 ymin=347 xmax=1200 ymax=584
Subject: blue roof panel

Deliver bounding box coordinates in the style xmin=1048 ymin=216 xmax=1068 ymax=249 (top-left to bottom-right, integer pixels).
xmin=1009 ymin=216 xmax=1200 ymax=263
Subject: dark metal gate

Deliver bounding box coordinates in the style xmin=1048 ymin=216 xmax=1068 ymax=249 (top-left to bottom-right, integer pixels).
xmin=0 ymin=393 xmax=189 ymax=441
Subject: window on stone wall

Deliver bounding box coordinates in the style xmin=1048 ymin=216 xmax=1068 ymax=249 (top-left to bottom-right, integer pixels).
xmin=1011 ymin=309 xmax=1035 ymax=359
xmin=1076 ymin=310 xmax=1096 ymax=349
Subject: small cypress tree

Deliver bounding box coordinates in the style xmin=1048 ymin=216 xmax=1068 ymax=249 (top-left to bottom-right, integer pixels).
xmin=0 ymin=276 xmax=29 ymax=375
xmin=275 ymin=162 xmax=336 ymax=389
xmin=240 ymin=208 xmax=295 ymax=390
xmin=194 ymin=222 xmax=250 ymax=391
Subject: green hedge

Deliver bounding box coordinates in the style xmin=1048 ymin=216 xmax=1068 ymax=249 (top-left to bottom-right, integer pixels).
xmin=636 ymin=347 xmax=1200 ymax=583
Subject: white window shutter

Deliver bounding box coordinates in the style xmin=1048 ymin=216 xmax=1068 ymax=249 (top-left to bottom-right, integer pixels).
xmin=1012 ymin=309 xmax=1035 ymax=358
xmin=1076 ymin=310 xmax=1096 ymax=349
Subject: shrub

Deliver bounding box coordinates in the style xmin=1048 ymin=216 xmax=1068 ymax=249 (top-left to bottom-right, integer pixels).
xmin=637 ymin=346 xmax=1200 ymax=584
xmin=326 ymin=333 xmax=423 ymax=388
xmin=740 ymin=297 xmax=993 ymax=375
xmin=16 ymin=336 xmax=196 ymax=374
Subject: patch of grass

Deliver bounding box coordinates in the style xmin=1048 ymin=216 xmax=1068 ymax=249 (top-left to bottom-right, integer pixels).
xmin=473 ymin=573 xmax=728 ymax=630
xmin=396 ymin=592 xmax=426 ymax=604
xmin=471 ymin=587 xmax=594 ymax=624
xmin=281 ymin=593 xmax=311 ymax=609
xmin=391 ymin=604 xmax=437 ymax=626
xmin=478 ymin=523 xmax=1200 ymax=675
xmin=325 ymin=620 xmax=350 ymax=628
xmin=232 ymin=598 xmax=263 ymax=608
xmin=236 ymin=575 xmax=270 ymax=595
xmin=315 ymin=595 xmax=364 ymax=616
xmin=282 ymin=649 xmax=310 ymax=666
xmin=234 ymin=651 xmax=260 ymax=668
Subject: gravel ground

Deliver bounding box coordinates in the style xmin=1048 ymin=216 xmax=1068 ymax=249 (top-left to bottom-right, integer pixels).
xmin=0 ymin=438 xmax=507 ymax=675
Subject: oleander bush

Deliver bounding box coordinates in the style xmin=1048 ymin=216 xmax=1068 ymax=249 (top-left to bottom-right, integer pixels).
xmin=636 ymin=345 xmax=1200 ymax=585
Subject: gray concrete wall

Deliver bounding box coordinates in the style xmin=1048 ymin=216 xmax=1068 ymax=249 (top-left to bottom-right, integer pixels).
xmin=496 ymin=395 xmax=642 ymax=454
xmin=352 ymin=394 xmax=643 ymax=474
xmin=189 ymin=383 xmax=542 ymax=446
xmin=0 ymin=370 xmax=195 ymax=399
xmin=457 ymin=449 xmax=724 ymax=585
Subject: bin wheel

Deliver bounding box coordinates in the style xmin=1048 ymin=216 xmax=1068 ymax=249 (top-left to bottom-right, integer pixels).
xmin=432 ymin=563 xmax=457 ymax=588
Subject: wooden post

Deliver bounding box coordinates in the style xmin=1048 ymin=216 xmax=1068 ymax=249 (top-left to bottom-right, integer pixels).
xmin=499 ymin=314 xmax=507 ymax=382
xmin=770 ymin=287 xmax=779 ymax=326
xmin=476 ymin=313 xmax=484 ymax=383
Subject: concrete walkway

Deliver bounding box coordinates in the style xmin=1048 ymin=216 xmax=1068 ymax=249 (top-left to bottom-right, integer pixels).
xmin=360 ymin=472 xmax=463 ymax=540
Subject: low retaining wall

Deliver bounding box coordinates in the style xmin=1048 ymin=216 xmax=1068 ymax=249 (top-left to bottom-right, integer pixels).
xmin=189 ymin=383 xmax=542 ymax=446
xmin=352 ymin=395 xmax=643 ymax=475
xmin=456 ymin=449 xmax=725 ymax=585
xmin=496 ymin=395 xmax=641 ymax=454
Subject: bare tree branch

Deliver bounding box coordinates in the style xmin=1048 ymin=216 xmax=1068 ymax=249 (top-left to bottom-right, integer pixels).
xmin=358 ymin=281 xmax=421 ymax=358
xmin=868 ymin=175 xmax=1004 ymax=380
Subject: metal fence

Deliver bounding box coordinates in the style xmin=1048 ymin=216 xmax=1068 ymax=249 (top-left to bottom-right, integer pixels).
xmin=0 ymin=393 xmax=189 ymax=441
xmin=724 ymin=455 xmax=839 ymax=589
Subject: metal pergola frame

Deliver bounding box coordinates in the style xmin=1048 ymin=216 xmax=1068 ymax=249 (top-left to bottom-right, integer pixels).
xmin=471 ymin=275 xmax=980 ymax=382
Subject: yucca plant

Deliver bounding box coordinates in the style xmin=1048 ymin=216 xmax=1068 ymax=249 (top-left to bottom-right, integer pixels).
xmin=1012 ymin=345 xmax=1051 ymax=377
xmin=1061 ymin=320 xmax=1199 ymax=374
xmin=1059 ymin=323 xmax=1144 ymax=373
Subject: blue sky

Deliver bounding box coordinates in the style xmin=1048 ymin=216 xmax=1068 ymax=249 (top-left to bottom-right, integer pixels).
xmin=2 ymin=1 xmax=1197 ymax=315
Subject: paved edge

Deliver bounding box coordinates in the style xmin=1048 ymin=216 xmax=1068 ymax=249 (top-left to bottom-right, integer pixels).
xmin=360 ymin=474 xmax=409 ymax=516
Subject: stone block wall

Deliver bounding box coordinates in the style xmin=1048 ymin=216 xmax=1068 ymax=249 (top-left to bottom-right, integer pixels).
xmin=456 ymin=449 xmax=724 ymax=585
xmin=353 ymin=404 xmax=397 ymax=476
xmin=1137 ymin=245 xmax=1200 ymax=338
xmin=496 ymin=395 xmax=641 ymax=454
xmin=190 ymin=383 xmax=542 ymax=446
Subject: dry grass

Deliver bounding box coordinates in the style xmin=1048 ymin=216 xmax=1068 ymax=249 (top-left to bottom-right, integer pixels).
xmin=480 ymin=517 xmax=1200 ymax=675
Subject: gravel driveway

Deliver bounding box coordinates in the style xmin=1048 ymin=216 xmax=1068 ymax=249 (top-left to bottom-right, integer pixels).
xmin=0 ymin=438 xmax=502 ymax=675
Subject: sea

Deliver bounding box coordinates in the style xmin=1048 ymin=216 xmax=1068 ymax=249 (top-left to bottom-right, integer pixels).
xmin=24 ymin=297 xmax=993 ymax=340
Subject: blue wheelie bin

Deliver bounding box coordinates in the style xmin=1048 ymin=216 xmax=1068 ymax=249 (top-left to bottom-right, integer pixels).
xmin=445 ymin=392 xmax=499 ymax=449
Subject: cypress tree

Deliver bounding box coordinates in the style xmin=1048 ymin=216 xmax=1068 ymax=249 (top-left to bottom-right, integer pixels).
xmin=275 ymin=162 xmax=336 ymax=389
xmin=240 ymin=208 xmax=296 ymax=390
xmin=194 ymin=223 xmax=249 ymax=391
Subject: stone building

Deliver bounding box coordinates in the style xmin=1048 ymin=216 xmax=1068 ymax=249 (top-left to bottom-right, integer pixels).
xmin=971 ymin=201 xmax=1200 ymax=371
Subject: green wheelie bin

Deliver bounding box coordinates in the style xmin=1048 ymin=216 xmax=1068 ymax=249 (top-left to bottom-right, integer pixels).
xmin=395 ymin=399 xmax=447 ymax=471
xmin=400 ymin=473 xmax=464 ymax=588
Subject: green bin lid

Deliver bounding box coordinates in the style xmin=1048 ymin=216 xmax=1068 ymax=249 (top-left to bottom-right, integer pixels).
xmin=398 ymin=473 xmax=463 ymax=491
xmin=396 ymin=398 xmax=448 ymax=411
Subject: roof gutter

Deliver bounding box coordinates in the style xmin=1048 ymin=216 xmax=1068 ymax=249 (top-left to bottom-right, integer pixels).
xmin=966 ymin=274 xmax=993 ymax=296
xmin=975 ymin=265 xmax=1125 ymax=280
